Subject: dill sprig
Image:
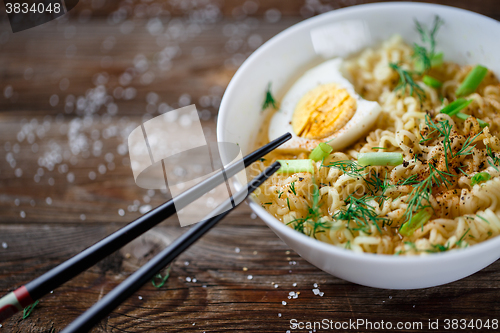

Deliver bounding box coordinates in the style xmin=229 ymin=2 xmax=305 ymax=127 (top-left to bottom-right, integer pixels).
xmin=413 ymin=16 xmax=444 ymax=73
xmin=326 ymin=159 xmax=393 ymax=197
xmin=389 ymin=62 xmax=426 ymax=101
xmin=422 ymin=114 xmax=482 ymax=170
xmin=397 ymin=175 xmax=419 ymax=186
xmin=152 ymin=265 xmax=172 ymax=288
xmin=262 ymin=82 xmax=278 ymax=111
xmin=415 ymin=16 xmax=443 ymax=57
xmin=290 ymin=181 xmax=297 ymax=195
xmin=286 ymin=183 xmax=330 ymax=238
xmin=324 ymin=160 xmax=367 ymax=178
xmin=402 ymin=163 xmax=452 ymax=223
xmin=455 ymin=131 xmax=482 ymax=157
xmin=23 ymin=300 xmax=39 ymax=319
xmin=486 ymin=145 xmax=500 ymax=171
xmin=333 ymin=194 xmax=388 ymax=234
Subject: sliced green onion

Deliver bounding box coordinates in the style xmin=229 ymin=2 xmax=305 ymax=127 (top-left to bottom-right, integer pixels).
xmin=456 ymin=65 xmax=488 ymax=97
xmin=277 ymin=159 xmax=314 ymax=174
xmin=309 ymin=142 xmax=333 ymax=162
xmin=399 ymin=210 xmax=432 ymax=237
xmin=431 ymin=52 xmax=443 ymax=68
xmin=455 ymin=112 xmax=489 ymax=128
xmin=423 ymin=75 xmax=442 ymax=89
xmin=357 ymin=152 xmax=404 ymax=166
xmin=471 ymin=172 xmax=491 ymax=186
xmin=440 ymin=98 xmax=473 ymax=116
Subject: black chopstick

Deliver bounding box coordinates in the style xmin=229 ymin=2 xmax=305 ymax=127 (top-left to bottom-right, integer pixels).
xmin=61 ymin=161 xmax=282 ymax=333
xmin=0 ymin=133 xmax=291 ymax=323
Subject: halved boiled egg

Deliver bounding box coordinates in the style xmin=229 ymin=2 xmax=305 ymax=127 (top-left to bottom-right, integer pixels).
xmin=268 ymin=58 xmax=381 ymax=152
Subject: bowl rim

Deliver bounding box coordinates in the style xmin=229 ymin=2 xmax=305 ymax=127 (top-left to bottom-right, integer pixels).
xmin=217 ymin=1 xmax=500 ymax=264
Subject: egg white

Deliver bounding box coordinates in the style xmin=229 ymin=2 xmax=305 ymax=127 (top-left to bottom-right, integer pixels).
xmin=268 ymin=58 xmax=382 ymax=152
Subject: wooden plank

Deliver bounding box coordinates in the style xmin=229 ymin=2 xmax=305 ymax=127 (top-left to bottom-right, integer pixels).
xmin=2 ymin=223 xmax=500 ymax=332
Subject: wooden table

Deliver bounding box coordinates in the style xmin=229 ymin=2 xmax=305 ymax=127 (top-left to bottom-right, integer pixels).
xmin=1 ymin=1 xmax=499 ymax=332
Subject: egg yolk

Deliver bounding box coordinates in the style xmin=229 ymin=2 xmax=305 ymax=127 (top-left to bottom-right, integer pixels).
xmin=291 ymin=83 xmax=356 ymax=139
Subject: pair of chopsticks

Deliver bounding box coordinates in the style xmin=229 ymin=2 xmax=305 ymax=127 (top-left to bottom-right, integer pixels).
xmin=0 ymin=132 xmax=291 ymax=332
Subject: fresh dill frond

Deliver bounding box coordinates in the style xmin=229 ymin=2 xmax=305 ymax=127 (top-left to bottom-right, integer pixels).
xmin=326 ymin=159 xmax=392 ymax=200
xmin=455 ymin=228 xmax=471 ymax=247
xmin=389 ymin=62 xmax=426 ymax=101
xmin=152 ymin=265 xmax=172 ymax=288
xmin=278 ymin=191 xmax=283 ymax=198
xmin=285 ymin=183 xmax=329 ymax=238
xmin=290 ymin=181 xmax=297 ymax=195
xmin=422 ymin=114 xmax=453 ymax=171
xmin=262 ymin=82 xmax=278 ymax=111
xmin=324 ymin=160 xmax=367 ymax=178
xmin=486 ymin=145 xmax=500 ymax=171
xmin=333 ymin=195 xmax=388 ymax=234
xmin=286 ymin=197 xmax=291 ymax=210
xmin=413 ymin=16 xmax=444 ymax=73
xmin=477 ymin=215 xmax=490 ymax=225
xmin=402 ymin=163 xmax=453 ymax=223
xmin=412 ymin=43 xmax=432 ymax=73
xmin=455 ymin=131 xmax=483 ymax=157
xmin=23 ymin=300 xmax=39 ymax=319
xmin=415 ymin=15 xmax=444 ymax=56
xmin=397 ymin=175 xmax=419 ymax=186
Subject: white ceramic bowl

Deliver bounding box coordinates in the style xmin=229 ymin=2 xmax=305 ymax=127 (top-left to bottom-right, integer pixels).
xmin=217 ymin=2 xmax=500 ymax=289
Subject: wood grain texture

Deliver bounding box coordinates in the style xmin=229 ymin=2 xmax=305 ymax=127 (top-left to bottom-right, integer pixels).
xmin=1 ymin=1 xmax=500 ymax=332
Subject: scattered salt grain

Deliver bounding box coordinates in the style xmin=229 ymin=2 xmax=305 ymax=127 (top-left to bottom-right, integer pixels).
xmin=250 ymin=213 xmax=257 ymax=219
xmin=184 ymin=261 xmax=189 ymax=266
xmin=138 ymin=296 xmax=143 ymax=300
xmin=293 ymin=283 xmax=297 ymax=287
xmin=389 ymin=296 xmax=392 ymax=299
xmin=278 ymin=313 xmax=282 ymax=317
xmin=274 ymin=284 xmax=278 ymax=288
xmin=14 ymin=199 xmax=20 ymax=206
xmin=2 ymin=242 xmax=8 ymax=249
xmin=139 ymin=205 xmax=152 ymax=214
xmin=192 ymin=278 xmax=197 ymax=283
xmin=235 ymin=247 xmax=240 ymax=253
xmin=186 ymin=277 xmax=192 ymax=282
xmin=282 ymin=301 xmax=287 ymax=306
xmin=118 ymin=209 xmax=125 ymax=216
xmin=15 ymin=168 xmax=22 ymax=177
xmin=46 ymin=197 xmax=52 ymax=205
xmin=313 ymin=283 xmax=318 ymax=288
xmin=80 ymin=214 xmax=86 ymax=221
xmin=247 ymin=275 xmax=253 ymax=280
xmin=20 ymin=211 xmax=26 ymax=218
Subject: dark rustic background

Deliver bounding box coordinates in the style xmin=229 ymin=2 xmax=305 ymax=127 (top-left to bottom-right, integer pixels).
xmin=1 ymin=1 xmax=500 ymax=332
